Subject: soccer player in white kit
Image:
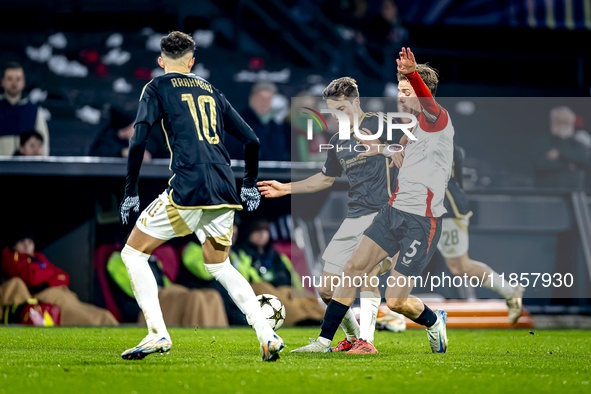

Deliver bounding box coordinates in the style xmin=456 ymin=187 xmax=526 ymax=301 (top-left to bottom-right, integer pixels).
xmin=292 ymin=47 xmax=452 ymax=354
xmin=396 ymin=91 xmax=525 ymax=324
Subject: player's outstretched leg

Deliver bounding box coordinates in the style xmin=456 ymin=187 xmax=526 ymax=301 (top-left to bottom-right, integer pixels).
xmin=201 ymin=237 xmax=284 ymax=361
xmin=445 ymin=253 xmax=525 ymax=323
xmin=121 ymin=227 xmax=171 ymax=360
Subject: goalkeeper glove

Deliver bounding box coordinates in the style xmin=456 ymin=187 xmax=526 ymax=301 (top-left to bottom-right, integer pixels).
xmin=240 ymin=186 xmax=261 ymax=212
xmin=120 ymin=195 xmax=140 ymax=225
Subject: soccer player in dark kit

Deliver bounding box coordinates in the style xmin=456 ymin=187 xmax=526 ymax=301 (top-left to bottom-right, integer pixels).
xmin=118 ymin=31 xmax=284 ymax=361
xmin=258 ymin=77 xmax=407 ymax=354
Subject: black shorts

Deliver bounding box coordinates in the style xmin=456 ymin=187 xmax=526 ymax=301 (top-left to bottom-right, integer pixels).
xmin=364 ymin=205 xmax=442 ymax=277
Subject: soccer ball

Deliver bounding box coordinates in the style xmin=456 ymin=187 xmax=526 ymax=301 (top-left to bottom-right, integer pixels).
xmin=256 ymin=294 xmax=286 ymax=330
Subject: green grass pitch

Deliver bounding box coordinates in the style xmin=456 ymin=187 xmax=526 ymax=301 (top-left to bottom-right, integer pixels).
xmin=0 ymin=327 xmax=590 ymax=394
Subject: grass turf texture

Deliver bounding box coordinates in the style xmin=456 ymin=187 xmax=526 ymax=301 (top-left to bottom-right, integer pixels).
xmin=0 ymin=328 xmax=590 ymax=394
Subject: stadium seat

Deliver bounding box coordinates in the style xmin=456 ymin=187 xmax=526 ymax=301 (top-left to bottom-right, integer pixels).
xmin=152 ymin=244 xmax=180 ymax=283
xmin=93 ymin=243 xmax=124 ymax=322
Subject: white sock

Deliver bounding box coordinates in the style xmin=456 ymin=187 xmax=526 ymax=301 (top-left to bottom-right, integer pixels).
xmin=121 ymin=245 xmax=168 ymax=338
xmin=482 ymin=269 xmax=517 ymax=299
xmin=205 ymin=258 xmax=275 ymax=344
xmin=340 ymin=309 xmax=360 ymax=340
xmin=359 ymin=292 xmax=380 ymax=343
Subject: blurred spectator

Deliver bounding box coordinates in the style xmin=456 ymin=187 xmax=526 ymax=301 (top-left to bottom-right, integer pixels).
xmin=533 ymin=106 xmax=590 ymax=188
xmin=1 ymin=231 xmax=118 ymax=325
xmin=323 ymin=0 xmax=368 ymax=29
xmin=235 ymin=219 xmax=294 ymax=288
xmin=13 ymin=130 xmax=43 ymax=156
xmin=234 ymin=218 xmax=324 ymax=326
xmin=225 ymin=82 xmax=289 ymax=161
xmin=89 ymin=107 xmax=168 ymax=161
xmin=363 ymin=0 xmax=408 ymax=46
xmin=0 ymin=62 xmax=49 ymax=156
xmin=0 ymin=277 xmax=30 ymax=312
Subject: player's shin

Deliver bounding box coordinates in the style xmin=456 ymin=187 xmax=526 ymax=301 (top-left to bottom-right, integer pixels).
xmin=359 ymin=291 xmax=380 ymax=342
xmin=121 ymin=245 xmax=168 ymax=337
xmin=319 ymin=300 xmax=351 ymax=345
xmin=340 ymin=308 xmax=361 ymax=341
xmin=204 ymin=258 xmax=275 ymax=343
xmin=320 ymin=273 xmax=360 ymax=340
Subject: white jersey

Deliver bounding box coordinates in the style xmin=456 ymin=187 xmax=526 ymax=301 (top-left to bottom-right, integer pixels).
xmin=389 ymin=109 xmax=454 ymax=217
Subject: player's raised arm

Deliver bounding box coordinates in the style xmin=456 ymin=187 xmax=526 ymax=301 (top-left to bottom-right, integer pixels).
xmin=397 ymin=47 xmax=441 ymax=122
xmin=222 ymin=101 xmax=261 ymax=211
xmin=120 ymin=82 xmax=161 ymax=224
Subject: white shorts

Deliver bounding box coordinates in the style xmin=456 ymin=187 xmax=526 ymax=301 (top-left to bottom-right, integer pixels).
xmin=322 ymin=212 xmax=379 ymax=275
xmin=437 ymin=217 xmax=469 ymax=258
xmin=136 ymin=190 xmax=235 ymax=246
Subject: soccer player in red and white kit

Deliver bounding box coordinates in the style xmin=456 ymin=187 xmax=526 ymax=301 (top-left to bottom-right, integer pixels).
xmin=292 ymin=48 xmax=452 ymax=354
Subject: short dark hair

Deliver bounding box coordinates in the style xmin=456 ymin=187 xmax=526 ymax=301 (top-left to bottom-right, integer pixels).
xmin=9 ymin=230 xmax=34 ymax=249
xmin=2 ymin=61 xmax=23 ymax=79
xmin=160 ymin=31 xmax=195 ymax=59
xmin=20 ymin=130 xmax=43 ymax=146
xmin=397 ymin=63 xmax=439 ymax=96
xmin=322 ymin=77 xmax=359 ymax=101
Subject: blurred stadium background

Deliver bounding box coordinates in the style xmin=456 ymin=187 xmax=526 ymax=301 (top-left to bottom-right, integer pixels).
xmin=1 ymin=0 xmax=591 ymax=327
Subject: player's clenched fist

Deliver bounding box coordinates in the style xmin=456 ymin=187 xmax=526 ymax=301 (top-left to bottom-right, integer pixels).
xmin=257 ymin=180 xmax=288 ymax=198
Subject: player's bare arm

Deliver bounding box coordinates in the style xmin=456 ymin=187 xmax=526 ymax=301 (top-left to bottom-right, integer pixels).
xmin=258 ymin=172 xmax=335 ymax=198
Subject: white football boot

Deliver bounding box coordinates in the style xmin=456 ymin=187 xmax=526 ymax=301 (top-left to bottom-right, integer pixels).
xmin=290 ymin=338 xmax=332 ymax=353
xmin=506 ymin=285 xmax=525 ymax=324
xmin=260 ymin=334 xmax=285 ymax=362
xmin=122 ymin=334 xmax=172 ymax=360
xmin=426 ymin=309 xmax=448 ymax=353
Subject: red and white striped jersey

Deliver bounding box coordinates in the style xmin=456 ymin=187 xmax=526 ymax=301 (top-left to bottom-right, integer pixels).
xmin=389 ymin=108 xmax=454 ymax=217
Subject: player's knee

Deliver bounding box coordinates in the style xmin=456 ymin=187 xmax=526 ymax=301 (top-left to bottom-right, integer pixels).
xmin=342 ymin=258 xmax=367 ymax=279
xmin=203 ymin=258 xmax=231 ymax=281
xmin=317 ymin=285 xmax=333 ymax=300
xmin=121 ymin=244 xmax=145 ymax=266
xmin=360 ymin=278 xmax=379 ymax=293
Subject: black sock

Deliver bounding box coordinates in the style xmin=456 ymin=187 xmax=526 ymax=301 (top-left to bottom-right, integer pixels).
xmin=320 ymin=300 xmax=350 ymax=341
xmin=411 ymin=304 xmax=438 ymax=328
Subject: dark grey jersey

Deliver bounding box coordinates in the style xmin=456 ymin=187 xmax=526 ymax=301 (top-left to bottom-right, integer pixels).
xmin=322 ymin=112 xmax=404 ymax=218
